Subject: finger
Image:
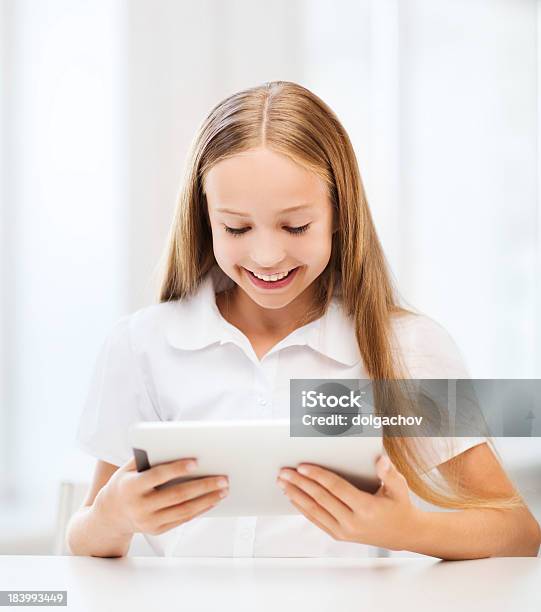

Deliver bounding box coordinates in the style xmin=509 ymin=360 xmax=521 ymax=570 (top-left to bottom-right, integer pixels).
xmin=120 ymin=457 xmax=137 ymax=472
xmin=139 ymin=458 xmax=198 ymax=489
xmin=374 ymin=455 xmax=409 ymax=501
xmin=279 ymin=469 xmax=352 ymax=522
xmin=154 ymin=488 xmax=228 ymax=524
xmin=288 ymin=499 xmax=338 ymax=541
xmin=277 ymin=478 xmax=339 ymax=533
xmin=295 ymin=463 xmax=375 ymax=511
xmin=156 ymin=502 xmax=220 ymax=534
xmin=147 ymin=476 xmax=229 ymax=512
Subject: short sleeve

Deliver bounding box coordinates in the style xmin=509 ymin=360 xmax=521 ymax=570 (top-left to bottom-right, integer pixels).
xmin=392 ymin=313 xmax=471 ymax=379
xmin=392 ymin=313 xmax=487 ymax=471
xmin=76 ymin=315 xmax=160 ymax=467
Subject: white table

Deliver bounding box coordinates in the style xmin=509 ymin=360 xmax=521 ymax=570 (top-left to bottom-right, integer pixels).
xmin=1 ymin=556 xmax=540 ymax=612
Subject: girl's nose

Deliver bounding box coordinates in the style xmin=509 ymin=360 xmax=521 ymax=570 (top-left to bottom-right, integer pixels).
xmin=250 ymin=232 xmax=286 ymax=268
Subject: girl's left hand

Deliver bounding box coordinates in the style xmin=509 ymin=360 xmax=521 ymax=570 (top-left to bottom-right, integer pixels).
xmin=276 ymin=456 xmax=422 ymax=551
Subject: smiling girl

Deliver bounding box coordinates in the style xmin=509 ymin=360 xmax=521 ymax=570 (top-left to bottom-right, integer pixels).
xmin=68 ymin=81 xmax=540 ymax=559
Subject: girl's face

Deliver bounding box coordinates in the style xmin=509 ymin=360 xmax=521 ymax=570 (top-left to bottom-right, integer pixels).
xmin=204 ymin=147 xmax=335 ymax=311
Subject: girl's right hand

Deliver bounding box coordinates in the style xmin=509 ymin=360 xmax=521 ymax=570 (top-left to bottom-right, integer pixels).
xmin=94 ymin=457 xmax=229 ymax=537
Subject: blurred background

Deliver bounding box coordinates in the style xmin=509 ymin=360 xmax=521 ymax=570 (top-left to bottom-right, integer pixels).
xmin=0 ymin=0 xmax=540 ymax=555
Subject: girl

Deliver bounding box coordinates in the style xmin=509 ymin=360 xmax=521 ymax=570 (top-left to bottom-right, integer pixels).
xmin=68 ymin=81 xmax=540 ymax=559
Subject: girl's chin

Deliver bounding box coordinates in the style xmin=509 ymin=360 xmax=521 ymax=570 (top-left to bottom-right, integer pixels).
xmin=245 ymin=293 xmax=300 ymax=310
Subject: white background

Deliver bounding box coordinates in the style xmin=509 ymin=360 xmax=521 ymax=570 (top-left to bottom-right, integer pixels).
xmin=0 ymin=0 xmax=540 ymax=553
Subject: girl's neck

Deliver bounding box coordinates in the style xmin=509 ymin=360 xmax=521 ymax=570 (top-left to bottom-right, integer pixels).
xmin=216 ymin=284 xmax=317 ymax=338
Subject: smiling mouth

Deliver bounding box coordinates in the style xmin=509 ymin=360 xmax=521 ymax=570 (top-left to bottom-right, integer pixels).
xmin=244 ymin=267 xmax=299 ymax=281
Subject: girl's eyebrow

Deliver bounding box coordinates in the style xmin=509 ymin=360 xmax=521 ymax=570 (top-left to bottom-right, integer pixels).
xmin=215 ymin=204 xmax=313 ymax=217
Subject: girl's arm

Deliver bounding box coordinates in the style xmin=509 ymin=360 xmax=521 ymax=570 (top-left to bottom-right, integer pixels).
xmin=403 ymin=442 xmax=541 ymax=558
xmin=67 ymin=503 xmax=134 ymax=558
xmin=277 ymin=443 xmax=541 ymax=560
xmin=408 ymin=502 xmax=540 ymax=559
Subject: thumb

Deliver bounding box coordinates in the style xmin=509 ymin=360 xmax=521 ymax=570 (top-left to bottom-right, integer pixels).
xmin=375 ymin=455 xmax=409 ymax=500
xmin=120 ymin=456 xmax=137 ymax=472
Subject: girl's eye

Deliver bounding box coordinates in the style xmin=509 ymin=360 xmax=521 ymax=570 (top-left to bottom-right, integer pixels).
xmin=224 ymin=224 xmax=311 ymax=237
xmin=224 ymin=226 xmax=250 ymax=237
xmin=287 ymin=223 xmax=310 ymax=235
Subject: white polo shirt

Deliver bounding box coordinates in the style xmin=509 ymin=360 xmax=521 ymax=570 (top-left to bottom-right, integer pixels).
xmin=76 ymin=264 xmax=485 ymax=557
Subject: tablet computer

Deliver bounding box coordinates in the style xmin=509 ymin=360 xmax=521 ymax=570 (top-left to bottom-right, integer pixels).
xmin=129 ymin=419 xmax=382 ymax=517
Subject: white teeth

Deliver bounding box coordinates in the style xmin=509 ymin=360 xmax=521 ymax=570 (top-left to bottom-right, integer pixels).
xmin=251 ymin=268 xmax=294 ymax=282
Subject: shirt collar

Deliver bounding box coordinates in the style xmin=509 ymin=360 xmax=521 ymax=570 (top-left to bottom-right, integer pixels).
xmin=165 ymin=265 xmax=361 ymax=367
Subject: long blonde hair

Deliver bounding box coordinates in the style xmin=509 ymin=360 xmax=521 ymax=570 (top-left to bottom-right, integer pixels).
xmin=159 ymin=81 xmax=521 ymax=510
